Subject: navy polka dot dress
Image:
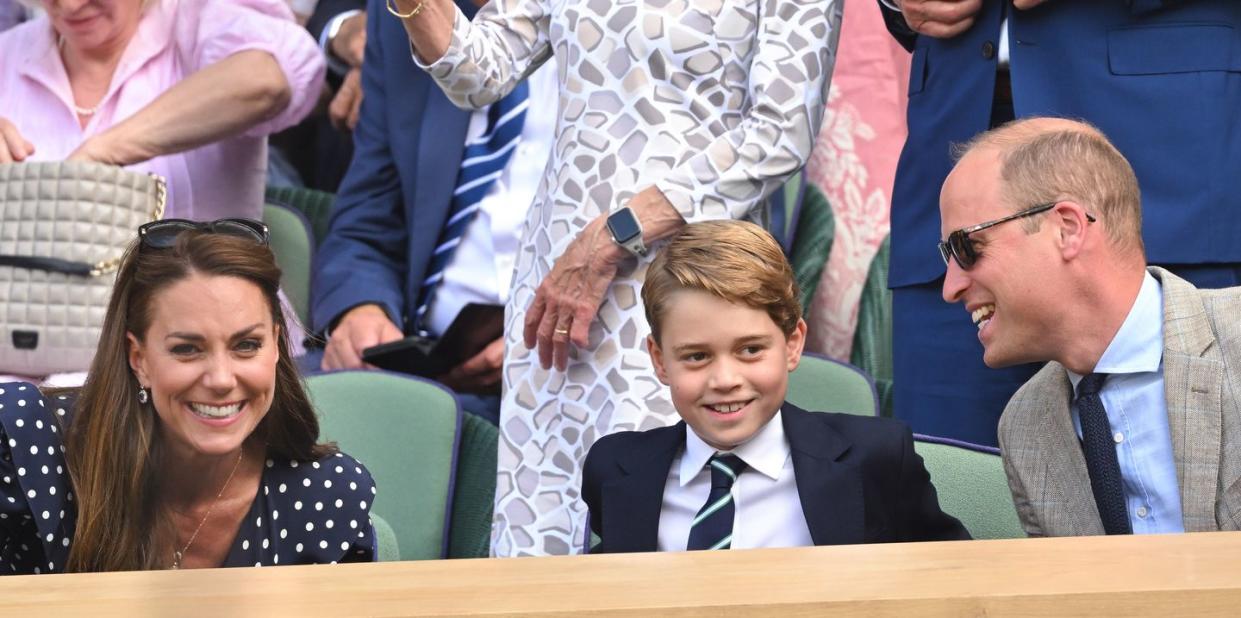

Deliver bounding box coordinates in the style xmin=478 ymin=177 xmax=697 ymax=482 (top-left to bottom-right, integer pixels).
xmin=0 ymin=383 xmax=377 ymax=573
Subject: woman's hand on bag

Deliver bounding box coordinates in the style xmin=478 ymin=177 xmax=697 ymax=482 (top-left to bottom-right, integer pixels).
xmin=66 ymin=135 xmax=127 ymax=166
xmin=523 ymin=217 xmax=626 ymax=372
xmin=0 ymin=118 xmax=35 ymax=163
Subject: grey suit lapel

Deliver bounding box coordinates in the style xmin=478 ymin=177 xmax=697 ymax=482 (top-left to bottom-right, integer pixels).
xmin=1031 ymin=370 xmax=1105 ymax=536
xmin=1151 ymin=267 xmax=1224 ymax=532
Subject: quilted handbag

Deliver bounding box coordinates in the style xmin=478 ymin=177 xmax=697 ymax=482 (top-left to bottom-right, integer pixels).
xmin=0 ymin=161 xmax=165 ymax=375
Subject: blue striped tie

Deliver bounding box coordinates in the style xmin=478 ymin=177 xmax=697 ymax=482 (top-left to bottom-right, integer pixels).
xmin=687 ymin=454 xmax=747 ymax=551
xmin=413 ymin=82 xmax=530 ymax=332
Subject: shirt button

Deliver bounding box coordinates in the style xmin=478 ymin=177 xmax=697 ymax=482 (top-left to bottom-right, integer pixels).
xmin=1114 ymin=432 xmax=1124 ymax=444
xmin=1136 ymin=506 xmax=1149 ymax=519
xmin=981 ymin=41 xmax=996 ymax=60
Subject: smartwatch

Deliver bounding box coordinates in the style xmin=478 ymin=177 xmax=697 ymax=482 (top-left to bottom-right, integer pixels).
xmin=606 ymin=207 xmax=647 ymax=257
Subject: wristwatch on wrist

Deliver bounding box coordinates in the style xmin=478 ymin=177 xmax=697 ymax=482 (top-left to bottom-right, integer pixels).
xmin=606 ymin=207 xmax=647 ymax=257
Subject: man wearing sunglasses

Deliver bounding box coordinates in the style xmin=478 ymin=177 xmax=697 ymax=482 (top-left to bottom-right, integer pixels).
xmin=940 ymin=117 xmax=1241 ymax=537
xmin=880 ymin=0 xmax=1241 ymax=449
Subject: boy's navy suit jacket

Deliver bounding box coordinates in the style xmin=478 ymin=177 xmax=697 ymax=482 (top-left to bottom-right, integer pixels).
xmin=582 ymin=403 xmax=970 ymax=553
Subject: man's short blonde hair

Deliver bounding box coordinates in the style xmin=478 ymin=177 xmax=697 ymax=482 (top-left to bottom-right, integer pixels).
xmin=956 ymin=118 xmax=1144 ymax=255
xmin=642 ymin=220 xmax=801 ymax=344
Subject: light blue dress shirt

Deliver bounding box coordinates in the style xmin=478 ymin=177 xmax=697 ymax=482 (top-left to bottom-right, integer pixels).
xmin=1066 ymin=272 xmax=1184 ymax=534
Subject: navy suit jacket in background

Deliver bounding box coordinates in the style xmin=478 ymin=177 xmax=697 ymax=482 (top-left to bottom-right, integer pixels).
xmin=311 ymin=0 xmax=478 ymax=334
xmin=581 ymin=404 xmax=970 ymax=553
xmin=882 ymin=0 xmax=1241 ymax=288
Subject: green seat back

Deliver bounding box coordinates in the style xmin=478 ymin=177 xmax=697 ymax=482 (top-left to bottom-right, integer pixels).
xmin=263 ymin=203 xmax=314 ymax=327
xmin=447 ymin=413 xmax=498 ymax=558
xmin=913 ymin=438 xmax=1025 ymax=540
xmin=786 ymin=352 xmax=877 ymax=416
xmin=788 ymin=184 xmax=835 ymax=315
xmin=265 ymin=186 xmax=336 ymax=244
xmin=851 ymin=235 xmax=893 ymax=417
xmin=306 ymin=371 xmax=460 ymax=560
xmin=371 ymin=513 xmax=400 ymax=562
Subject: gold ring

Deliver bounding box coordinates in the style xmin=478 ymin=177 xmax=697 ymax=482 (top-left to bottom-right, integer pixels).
xmin=554 ymin=327 xmax=570 ymax=336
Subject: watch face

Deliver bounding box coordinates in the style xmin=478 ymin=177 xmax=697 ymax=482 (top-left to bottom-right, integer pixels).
xmin=607 ymin=209 xmax=642 ymax=242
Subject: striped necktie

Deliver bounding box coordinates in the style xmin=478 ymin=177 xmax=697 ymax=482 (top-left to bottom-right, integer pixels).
xmin=413 ymin=81 xmax=530 ymax=332
xmin=687 ymin=454 xmax=747 ymax=551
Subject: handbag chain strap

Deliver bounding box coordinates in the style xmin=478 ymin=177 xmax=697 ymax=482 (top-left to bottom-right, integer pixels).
xmin=89 ymin=174 xmax=168 ymax=276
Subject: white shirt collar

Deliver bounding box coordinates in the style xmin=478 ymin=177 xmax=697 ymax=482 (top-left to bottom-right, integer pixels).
xmin=1067 ymin=271 xmax=1164 ymax=393
xmin=681 ymin=409 xmax=790 ymax=486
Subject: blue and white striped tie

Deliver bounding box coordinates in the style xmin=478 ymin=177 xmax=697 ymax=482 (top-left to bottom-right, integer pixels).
xmin=413 ymin=82 xmax=529 ymax=332
xmin=687 ymin=454 xmax=747 ymax=551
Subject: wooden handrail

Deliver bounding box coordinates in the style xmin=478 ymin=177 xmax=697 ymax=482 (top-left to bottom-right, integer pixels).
xmin=3 ymin=532 xmax=1240 ymax=616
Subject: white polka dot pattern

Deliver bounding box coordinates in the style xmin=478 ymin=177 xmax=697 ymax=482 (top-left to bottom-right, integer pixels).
xmin=0 ymin=382 xmax=379 ymax=573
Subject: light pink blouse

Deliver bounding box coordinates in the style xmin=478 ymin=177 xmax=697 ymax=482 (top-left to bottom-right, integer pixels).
xmin=0 ymin=0 xmax=325 ymax=220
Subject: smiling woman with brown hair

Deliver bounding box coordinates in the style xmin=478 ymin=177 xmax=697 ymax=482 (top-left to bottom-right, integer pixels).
xmin=0 ymin=223 xmax=376 ymax=573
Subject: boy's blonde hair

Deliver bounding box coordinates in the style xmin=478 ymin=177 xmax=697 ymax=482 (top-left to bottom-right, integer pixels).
xmin=643 ymin=220 xmax=801 ymax=343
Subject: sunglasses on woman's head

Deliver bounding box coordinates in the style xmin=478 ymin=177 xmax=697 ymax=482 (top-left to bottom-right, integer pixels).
xmin=138 ymin=218 xmax=269 ymax=250
xmin=937 ymin=202 xmax=1096 ymax=270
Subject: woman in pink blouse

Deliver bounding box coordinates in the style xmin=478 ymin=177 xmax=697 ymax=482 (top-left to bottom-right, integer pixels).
xmin=0 ymin=0 xmax=325 ymax=220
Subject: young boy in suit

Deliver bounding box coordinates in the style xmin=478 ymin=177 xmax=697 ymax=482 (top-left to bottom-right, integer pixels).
xmin=582 ymin=220 xmax=969 ymax=553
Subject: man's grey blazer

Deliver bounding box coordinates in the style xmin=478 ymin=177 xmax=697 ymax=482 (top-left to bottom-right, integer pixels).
xmin=999 ymin=267 xmax=1241 ymax=536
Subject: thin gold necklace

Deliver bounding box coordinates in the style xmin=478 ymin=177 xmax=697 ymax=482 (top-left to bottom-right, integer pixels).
xmin=170 ymin=450 xmax=245 ymax=570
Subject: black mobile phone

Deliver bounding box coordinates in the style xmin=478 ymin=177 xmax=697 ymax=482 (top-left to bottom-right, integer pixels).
xmin=360 ymin=303 xmax=504 ymax=377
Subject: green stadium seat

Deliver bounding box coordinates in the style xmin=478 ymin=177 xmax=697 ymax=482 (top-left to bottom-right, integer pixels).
xmin=786 ymin=352 xmax=877 ymax=416
xmin=446 ymin=412 xmax=498 ymax=558
xmin=372 ymin=513 xmax=400 ymax=561
xmin=265 ymin=185 xmax=336 ymax=244
xmin=913 ymin=435 xmax=1025 ymax=540
xmin=263 ymin=202 xmax=315 ymax=328
xmin=306 ymin=371 xmax=460 ymax=560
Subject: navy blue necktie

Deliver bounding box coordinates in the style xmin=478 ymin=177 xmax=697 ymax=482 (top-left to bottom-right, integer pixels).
xmin=413 ymin=82 xmax=530 ymax=332
xmin=687 ymin=454 xmax=747 ymax=551
xmin=1076 ymin=373 xmax=1132 ymax=535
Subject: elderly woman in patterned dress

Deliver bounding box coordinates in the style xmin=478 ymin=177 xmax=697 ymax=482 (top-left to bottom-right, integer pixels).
xmin=388 ymin=0 xmax=843 ymax=555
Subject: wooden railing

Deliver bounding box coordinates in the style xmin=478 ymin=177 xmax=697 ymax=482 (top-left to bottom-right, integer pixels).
xmin=3 ymin=532 xmax=1240 ymax=616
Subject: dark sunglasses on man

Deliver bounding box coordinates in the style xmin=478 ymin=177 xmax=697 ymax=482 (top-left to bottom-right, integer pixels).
xmin=138 ymin=218 xmax=269 ymax=250
xmin=938 ymin=202 xmax=1096 ymax=270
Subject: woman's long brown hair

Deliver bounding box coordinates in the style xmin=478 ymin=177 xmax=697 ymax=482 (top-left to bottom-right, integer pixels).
xmin=63 ymin=231 xmax=334 ymax=572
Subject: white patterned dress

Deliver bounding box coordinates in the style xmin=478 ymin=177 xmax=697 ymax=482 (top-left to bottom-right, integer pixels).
xmin=420 ymin=0 xmax=843 ymax=556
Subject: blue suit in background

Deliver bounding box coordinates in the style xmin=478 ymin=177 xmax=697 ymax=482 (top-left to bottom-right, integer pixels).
xmin=311 ymin=0 xmax=509 ymax=423
xmin=312 ymin=0 xmax=475 ymax=340
xmin=880 ymin=0 xmax=1241 ymax=446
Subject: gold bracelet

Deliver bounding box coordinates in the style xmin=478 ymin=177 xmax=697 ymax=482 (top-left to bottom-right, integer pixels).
xmin=386 ymin=0 xmax=427 ymax=19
